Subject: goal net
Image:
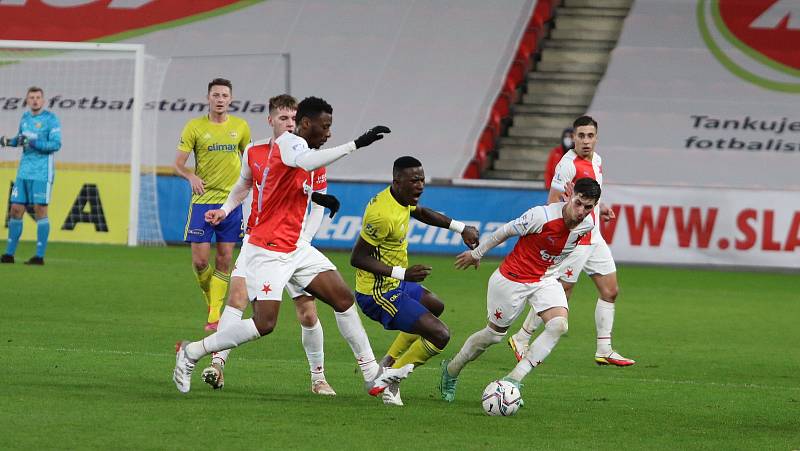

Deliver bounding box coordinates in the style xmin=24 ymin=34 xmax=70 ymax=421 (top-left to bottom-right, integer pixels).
xmin=0 ymin=40 xmax=167 ymax=246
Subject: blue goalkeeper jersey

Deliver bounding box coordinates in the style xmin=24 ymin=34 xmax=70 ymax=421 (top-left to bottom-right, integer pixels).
xmin=9 ymin=110 xmax=62 ymax=182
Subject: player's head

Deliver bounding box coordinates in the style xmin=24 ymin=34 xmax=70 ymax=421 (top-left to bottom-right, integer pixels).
xmin=25 ymin=86 xmax=44 ymax=113
xmin=207 ymin=78 xmax=233 ymax=116
xmin=565 ymin=177 xmax=601 ymax=223
xmin=267 ymin=94 xmax=297 ymax=138
xmin=295 ymin=96 xmax=333 ymax=149
xmin=391 ymin=156 xmax=425 ymax=206
xmin=572 ymin=115 xmax=598 ymax=158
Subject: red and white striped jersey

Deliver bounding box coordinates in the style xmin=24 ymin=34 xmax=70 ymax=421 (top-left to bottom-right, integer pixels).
xmin=240 ymin=132 xmax=327 ymax=253
xmin=551 ymin=150 xmax=603 ymax=244
xmin=499 ymin=202 xmax=595 ymax=283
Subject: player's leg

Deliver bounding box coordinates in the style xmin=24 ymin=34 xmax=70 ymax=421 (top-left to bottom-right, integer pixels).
xmin=586 ymin=241 xmax=635 ymax=366
xmin=508 ymin=246 xmax=585 ymax=360
xmin=441 ymin=269 xmax=528 ymax=402
xmin=290 ymin=288 xmax=336 ymax=396
xmin=184 ymin=203 xmax=215 ymax=326
xmin=381 ymin=288 xmax=442 ymax=367
xmin=505 ymin=279 xmax=570 ymax=387
xmin=26 ymin=203 xmax=49 ymax=265
xmin=2 ymin=178 xmax=30 ymax=262
xmin=390 ymin=285 xmax=449 ymax=368
xmin=298 ymin=248 xmax=413 ymax=396
xmin=202 ymin=273 xmax=249 ymax=390
xmin=174 ymin=242 xmax=289 ymax=393
xmin=207 ymin=206 xmax=242 ymax=329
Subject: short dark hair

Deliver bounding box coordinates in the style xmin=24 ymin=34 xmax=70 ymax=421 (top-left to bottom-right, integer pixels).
xmin=27 ymin=86 xmax=43 ymax=96
xmin=268 ymin=94 xmax=297 ymax=113
xmin=208 ymin=78 xmax=233 ymax=93
xmin=573 ymin=115 xmax=597 ymax=131
xmin=296 ymin=96 xmax=332 ymax=124
xmin=573 ymin=177 xmax=601 ymax=202
xmin=392 ymin=156 xmax=422 ymax=178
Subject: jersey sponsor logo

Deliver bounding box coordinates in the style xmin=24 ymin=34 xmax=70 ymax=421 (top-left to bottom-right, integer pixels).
xmin=207 ymin=143 xmax=238 ymax=152
xmin=539 ymin=249 xmax=566 ymax=265
xmin=0 ymin=1 xmax=250 ymax=42
xmin=698 ymin=0 xmax=800 ymax=92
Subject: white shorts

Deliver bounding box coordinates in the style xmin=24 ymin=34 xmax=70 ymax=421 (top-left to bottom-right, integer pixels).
xmin=244 ymin=243 xmax=336 ymax=301
xmin=555 ymin=240 xmax=617 ymax=284
xmin=233 ymin=236 xmax=311 ymax=298
xmin=486 ymin=269 xmax=568 ymax=328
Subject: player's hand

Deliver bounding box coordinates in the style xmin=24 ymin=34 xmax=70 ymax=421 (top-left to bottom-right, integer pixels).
xmin=311 ymin=192 xmax=341 ymax=218
xmin=599 ymin=203 xmax=616 ymax=222
xmin=16 ymin=135 xmax=29 ymax=147
xmin=205 ymin=209 xmax=227 ymax=225
xmin=0 ymin=136 xmax=7 ymax=147
xmin=404 ymin=264 xmax=431 ymax=282
xmin=354 ymin=126 xmax=391 ymax=149
xmin=454 ymin=250 xmax=479 ymax=270
xmin=188 ymin=174 xmax=205 ymax=194
xmin=560 ymin=181 xmax=575 ymax=202
xmin=461 ymin=225 xmax=479 ymax=249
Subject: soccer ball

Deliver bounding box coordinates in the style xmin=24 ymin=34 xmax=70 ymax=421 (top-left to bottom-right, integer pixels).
xmin=481 ymin=380 xmax=522 ymax=416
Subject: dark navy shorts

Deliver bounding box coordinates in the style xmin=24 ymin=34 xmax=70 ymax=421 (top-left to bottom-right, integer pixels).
xmin=355 ymin=281 xmax=429 ymax=333
xmin=184 ymin=203 xmax=243 ymax=243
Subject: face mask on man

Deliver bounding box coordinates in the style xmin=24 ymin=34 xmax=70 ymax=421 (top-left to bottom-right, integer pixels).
xmin=562 ymin=137 xmax=574 ymax=150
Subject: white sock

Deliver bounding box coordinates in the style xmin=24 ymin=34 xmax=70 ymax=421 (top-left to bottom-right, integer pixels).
xmin=334 ymin=305 xmax=378 ymax=382
xmin=186 ymin=318 xmax=260 ymax=361
xmin=595 ymin=299 xmax=615 ymax=355
xmin=508 ymin=316 xmax=568 ymax=381
xmin=512 ymin=309 xmax=542 ymax=345
xmin=302 ymin=320 xmax=325 ymax=382
xmin=447 ymin=326 xmax=505 ymax=377
xmin=211 ymin=305 xmax=244 ymax=367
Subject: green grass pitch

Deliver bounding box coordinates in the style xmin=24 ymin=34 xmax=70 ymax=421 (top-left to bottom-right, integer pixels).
xmin=1 ymin=242 xmax=798 ymax=450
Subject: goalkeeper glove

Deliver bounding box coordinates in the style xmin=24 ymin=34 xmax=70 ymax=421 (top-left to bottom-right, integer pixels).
xmin=311 ymin=192 xmax=341 ymax=218
xmin=16 ymin=135 xmax=29 ymax=147
xmin=0 ymin=136 xmax=6 ymax=147
xmin=354 ymin=126 xmax=391 ymax=149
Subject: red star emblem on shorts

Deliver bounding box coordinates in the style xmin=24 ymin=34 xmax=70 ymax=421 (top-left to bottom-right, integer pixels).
xmin=494 ymin=309 xmax=503 ymax=320
xmin=565 ymin=268 xmax=574 ymax=278
xmin=261 ymin=283 xmax=272 ymax=295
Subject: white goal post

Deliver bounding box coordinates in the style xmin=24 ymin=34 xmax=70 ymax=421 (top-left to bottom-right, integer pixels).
xmin=0 ymin=40 xmax=150 ymax=246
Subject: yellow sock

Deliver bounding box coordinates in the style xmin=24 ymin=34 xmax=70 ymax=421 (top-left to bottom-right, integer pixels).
xmin=207 ymin=270 xmax=230 ymax=323
xmin=392 ymin=338 xmax=443 ymax=368
xmin=194 ymin=264 xmax=213 ymax=306
xmin=386 ymin=332 xmax=419 ymax=360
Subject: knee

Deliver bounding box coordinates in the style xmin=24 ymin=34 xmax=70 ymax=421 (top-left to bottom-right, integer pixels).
xmin=9 ymin=205 xmax=24 ymax=218
xmin=329 ymin=289 xmax=355 ymax=312
xmin=214 ymin=254 xmax=232 ymax=272
xmin=545 ymin=316 xmax=568 ymax=336
xmin=600 ymin=285 xmax=619 ymax=302
xmin=227 ymin=279 xmax=249 ymax=309
xmin=254 ymin=315 xmax=277 ymax=336
xmin=297 ymin=310 xmax=317 ymax=328
xmin=430 ymin=324 xmax=450 ymax=350
xmin=428 ymin=299 xmax=445 ymax=317
xmin=192 ymin=257 xmax=209 ymax=272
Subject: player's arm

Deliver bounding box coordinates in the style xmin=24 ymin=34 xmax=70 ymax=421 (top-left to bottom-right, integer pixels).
xmin=206 ymin=146 xmax=254 ymax=225
xmin=174 ymin=151 xmax=205 ymax=195
xmin=29 ymin=115 xmax=62 ymax=153
xmin=1 ymin=121 xmax=24 ymax=147
xmin=411 ymin=206 xmax=478 ymax=249
xmin=282 ymin=126 xmax=391 ymax=172
xmin=455 ymin=207 xmax=545 ymax=269
xmin=351 ymin=237 xmax=431 ymax=282
xmin=548 ymin=159 xmax=575 ymax=204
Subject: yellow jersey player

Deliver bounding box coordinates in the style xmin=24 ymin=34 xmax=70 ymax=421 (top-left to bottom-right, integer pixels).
xmin=174 ymin=78 xmax=251 ymax=331
xmin=350 ymin=156 xmax=479 ymax=406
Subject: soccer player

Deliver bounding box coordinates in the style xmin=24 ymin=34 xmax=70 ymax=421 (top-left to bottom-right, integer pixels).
xmin=174 ymin=78 xmax=251 ymax=331
xmin=350 ymin=156 xmax=479 ymax=406
xmin=508 ymin=116 xmax=635 ymax=367
xmin=201 ymin=94 xmax=339 ymax=396
xmin=173 ymin=96 xmax=414 ymax=398
xmin=0 ymin=86 xmax=61 ymax=265
xmin=439 ymin=178 xmax=602 ymax=402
